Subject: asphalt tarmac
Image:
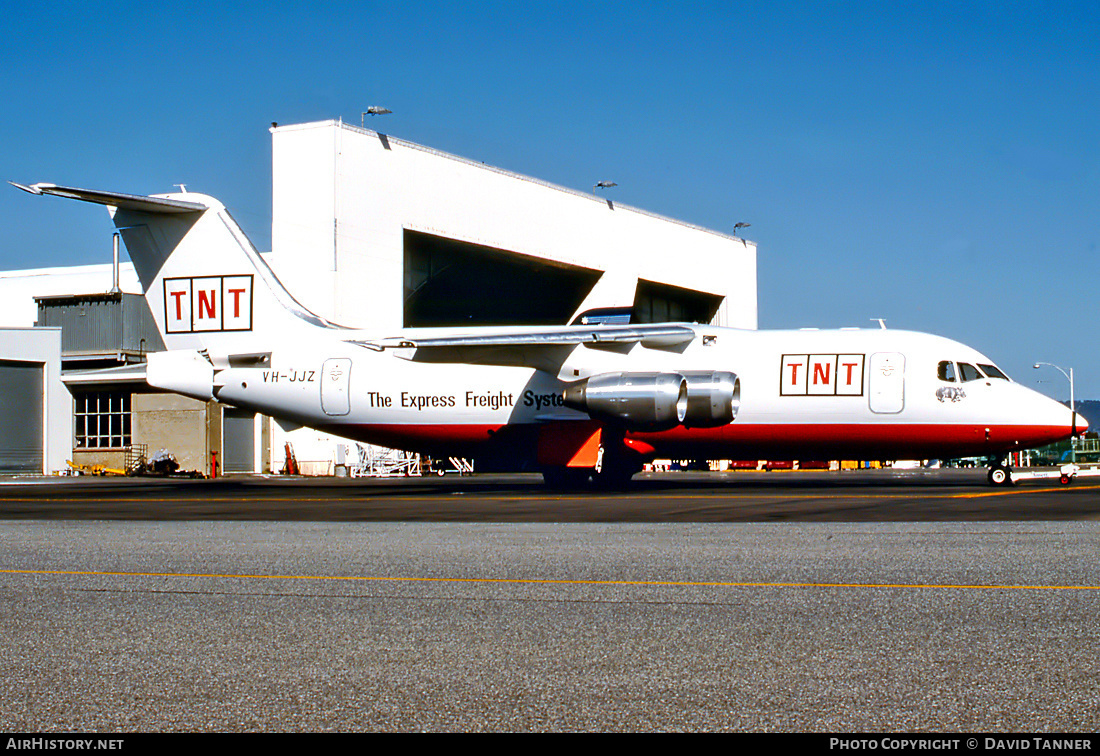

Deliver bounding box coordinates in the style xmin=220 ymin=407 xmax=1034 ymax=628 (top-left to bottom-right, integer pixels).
xmin=1 ymin=467 xmax=1099 ymax=521
xmin=2 ymin=469 xmax=1099 ymax=732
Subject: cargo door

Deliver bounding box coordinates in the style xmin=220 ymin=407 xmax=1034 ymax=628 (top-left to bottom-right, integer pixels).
xmin=869 ymin=352 xmax=905 ymax=414
xmin=321 ymin=358 xmax=351 ymax=416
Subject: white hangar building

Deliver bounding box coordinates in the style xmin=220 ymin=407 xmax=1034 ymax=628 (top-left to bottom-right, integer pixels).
xmin=0 ymin=120 xmax=758 ymax=475
xmin=267 ymin=120 xmax=757 ymax=332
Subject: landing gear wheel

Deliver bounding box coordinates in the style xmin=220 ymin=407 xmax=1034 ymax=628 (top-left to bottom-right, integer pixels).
xmin=592 ymin=459 xmax=641 ymax=489
xmin=591 ymin=445 xmax=643 ymax=490
xmin=541 ymin=467 xmax=594 ymax=489
xmin=1060 ymin=474 xmax=1072 ymax=485
xmin=988 ymin=466 xmax=1014 ymax=486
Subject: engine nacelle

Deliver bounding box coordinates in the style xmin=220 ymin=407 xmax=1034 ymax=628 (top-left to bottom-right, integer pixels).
xmin=562 ymin=372 xmax=688 ymax=431
xmin=680 ymin=370 xmax=740 ymax=428
xmin=562 ymin=370 xmax=740 ymax=431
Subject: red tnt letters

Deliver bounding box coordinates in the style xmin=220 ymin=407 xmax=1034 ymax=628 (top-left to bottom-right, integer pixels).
xmin=164 ymin=275 xmax=253 ymax=333
xmin=781 ymin=354 xmax=864 ymax=396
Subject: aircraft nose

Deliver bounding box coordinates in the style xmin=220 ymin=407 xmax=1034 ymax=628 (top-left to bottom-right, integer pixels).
xmin=1075 ymin=411 xmax=1089 ymax=437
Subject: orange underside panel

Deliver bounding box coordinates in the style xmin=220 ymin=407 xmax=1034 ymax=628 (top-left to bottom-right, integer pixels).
xmin=537 ymin=422 xmax=602 ymax=467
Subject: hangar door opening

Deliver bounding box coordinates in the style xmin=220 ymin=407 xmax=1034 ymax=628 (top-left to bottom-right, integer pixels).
xmin=222 ymin=407 xmax=256 ymax=473
xmin=0 ymin=361 xmax=43 ymax=473
xmin=403 ymin=230 xmax=602 ymax=327
xmin=633 ymin=279 xmax=724 ymax=325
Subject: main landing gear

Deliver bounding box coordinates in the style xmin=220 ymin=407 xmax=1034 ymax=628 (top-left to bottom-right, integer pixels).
xmin=541 ymin=446 xmax=644 ymax=490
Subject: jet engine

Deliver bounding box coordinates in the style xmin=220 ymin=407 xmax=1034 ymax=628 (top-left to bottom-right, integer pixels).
xmin=680 ymin=370 xmax=740 ymax=428
xmin=561 ymin=370 xmax=740 ymax=431
xmin=562 ymin=372 xmax=688 ymax=431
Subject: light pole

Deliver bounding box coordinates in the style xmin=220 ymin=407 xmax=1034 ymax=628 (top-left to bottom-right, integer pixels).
xmin=361 ymin=107 xmax=392 ymax=127
xmin=1034 ymin=362 xmax=1076 ymax=462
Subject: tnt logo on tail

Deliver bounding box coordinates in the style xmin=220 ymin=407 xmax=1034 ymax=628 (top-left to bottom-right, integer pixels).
xmin=164 ymin=275 xmax=254 ymax=333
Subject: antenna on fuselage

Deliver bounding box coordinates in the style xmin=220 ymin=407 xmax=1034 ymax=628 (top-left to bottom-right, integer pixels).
xmin=871 ymin=318 xmax=887 ymax=329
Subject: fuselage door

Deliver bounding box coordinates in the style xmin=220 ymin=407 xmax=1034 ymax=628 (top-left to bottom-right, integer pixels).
xmin=321 ymin=358 xmax=352 ymax=416
xmin=869 ymin=352 xmax=905 ymax=414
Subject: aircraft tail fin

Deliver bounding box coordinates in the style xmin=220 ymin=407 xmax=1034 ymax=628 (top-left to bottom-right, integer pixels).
xmin=12 ymin=182 xmax=344 ymax=355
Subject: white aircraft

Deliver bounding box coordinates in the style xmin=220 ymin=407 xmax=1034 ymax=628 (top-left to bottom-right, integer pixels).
xmin=14 ymin=182 xmax=1086 ymax=486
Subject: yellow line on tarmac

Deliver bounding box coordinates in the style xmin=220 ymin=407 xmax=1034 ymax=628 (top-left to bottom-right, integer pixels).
xmin=948 ymin=484 xmax=1100 ymax=499
xmin=2 ymin=568 xmax=1099 ymax=592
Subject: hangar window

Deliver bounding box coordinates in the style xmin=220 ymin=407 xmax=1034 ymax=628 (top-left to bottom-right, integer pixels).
xmin=74 ymin=390 xmax=131 ymax=449
xmin=937 ymin=361 xmax=957 ymax=382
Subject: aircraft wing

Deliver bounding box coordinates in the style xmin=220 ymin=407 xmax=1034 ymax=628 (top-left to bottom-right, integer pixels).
xmin=348 ymin=324 xmax=698 ymax=371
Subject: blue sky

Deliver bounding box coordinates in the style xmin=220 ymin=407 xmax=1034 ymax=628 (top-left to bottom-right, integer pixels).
xmin=2 ymin=2 xmax=1097 ymax=398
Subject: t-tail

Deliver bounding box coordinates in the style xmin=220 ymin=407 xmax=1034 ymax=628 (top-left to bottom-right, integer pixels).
xmin=10 ymin=182 xmax=343 ymax=356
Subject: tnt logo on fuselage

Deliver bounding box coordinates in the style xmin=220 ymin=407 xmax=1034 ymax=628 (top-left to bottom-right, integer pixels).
xmin=781 ymin=354 xmax=865 ymax=396
xmin=164 ymin=275 xmax=253 ymax=333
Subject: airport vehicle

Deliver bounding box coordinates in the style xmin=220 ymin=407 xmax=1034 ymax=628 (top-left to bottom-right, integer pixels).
xmin=14 ymin=182 xmax=1087 ymax=486
xmin=1000 ymin=462 xmax=1100 ymax=486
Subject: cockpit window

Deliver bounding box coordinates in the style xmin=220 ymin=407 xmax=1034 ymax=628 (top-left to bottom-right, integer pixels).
xmin=938 ymin=361 xmax=957 ymax=382
xmin=958 ymin=363 xmax=983 ymax=382
xmin=978 ymin=363 xmax=1010 ymax=381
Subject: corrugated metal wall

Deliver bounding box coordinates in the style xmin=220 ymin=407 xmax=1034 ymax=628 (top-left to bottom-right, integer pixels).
xmin=35 ymin=293 xmax=164 ymax=355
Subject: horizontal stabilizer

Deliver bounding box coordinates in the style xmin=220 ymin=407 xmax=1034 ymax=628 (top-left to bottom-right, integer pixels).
xmin=10 ymin=182 xmax=207 ymax=214
xmin=146 ymin=350 xmax=215 ymax=401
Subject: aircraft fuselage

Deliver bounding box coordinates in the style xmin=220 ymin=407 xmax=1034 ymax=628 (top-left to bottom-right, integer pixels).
xmin=207 ymin=325 xmax=1078 ymax=465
